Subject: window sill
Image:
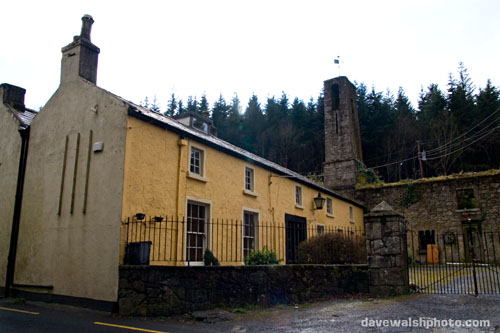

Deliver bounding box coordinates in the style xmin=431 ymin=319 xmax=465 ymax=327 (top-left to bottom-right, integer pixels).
xmin=187 ymin=172 xmax=209 ymax=183
xmin=295 ymin=204 xmax=304 ymax=210
xmin=243 ymin=189 xmax=259 ymax=197
xmin=349 ymin=220 xmax=355 ymax=224
xmin=326 ymin=213 xmax=335 ymax=218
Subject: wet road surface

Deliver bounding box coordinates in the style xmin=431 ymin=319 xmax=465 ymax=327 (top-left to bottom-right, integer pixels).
xmin=1 ymin=293 xmax=499 ymax=332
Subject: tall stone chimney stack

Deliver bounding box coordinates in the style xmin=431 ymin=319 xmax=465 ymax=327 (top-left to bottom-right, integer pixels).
xmin=323 ymin=76 xmax=363 ymax=196
xmin=60 ymin=15 xmax=100 ymax=85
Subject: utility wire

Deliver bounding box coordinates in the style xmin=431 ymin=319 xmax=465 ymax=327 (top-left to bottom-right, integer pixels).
xmin=423 ymin=116 xmax=500 ymax=158
xmin=422 ymin=109 xmax=500 ymax=155
xmin=424 ymin=125 xmax=500 ymax=161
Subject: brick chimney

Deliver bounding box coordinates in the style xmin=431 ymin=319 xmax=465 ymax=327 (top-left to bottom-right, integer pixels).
xmin=60 ymin=15 xmax=100 ymax=85
xmin=0 ymin=83 xmax=26 ymax=112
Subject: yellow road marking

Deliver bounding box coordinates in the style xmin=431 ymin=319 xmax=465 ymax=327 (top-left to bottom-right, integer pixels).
xmin=0 ymin=306 xmax=39 ymax=315
xmin=94 ymin=322 xmax=169 ymax=333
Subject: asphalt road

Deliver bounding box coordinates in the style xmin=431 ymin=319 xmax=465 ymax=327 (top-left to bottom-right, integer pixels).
xmin=1 ymin=293 xmax=499 ymax=332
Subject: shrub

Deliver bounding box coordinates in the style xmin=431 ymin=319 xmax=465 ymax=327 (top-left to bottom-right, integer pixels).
xmin=244 ymin=246 xmax=280 ymax=265
xmin=203 ymin=249 xmax=220 ymax=266
xmin=297 ymin=233 xmax=367 ymax=264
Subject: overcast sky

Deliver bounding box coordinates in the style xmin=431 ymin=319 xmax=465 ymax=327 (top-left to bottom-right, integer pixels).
xmin=2 ymin=0 xmax=500 ymax=111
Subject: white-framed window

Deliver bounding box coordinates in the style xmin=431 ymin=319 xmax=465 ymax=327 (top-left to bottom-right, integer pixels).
xmin=349 ymin=205 xmax=354 ymax=222
xmin=242 ymin=209 xmax=259 ymax=259
xmin=190 ymin=147 xmax=202 ymax=175
xmin=245 ymin=166 xmax=254 ymax=192
xmin=316 ymin=224 xmax=325 ymax=235
xmin=186 ymin=199 xmax=211 ymax=264
xmin=326 ymin=198 xmax=334 ymax=217
xmin=295 ymin=185 xmax=303 ymax=208
xmin=188 ymin=144 xmax=208 ymax=182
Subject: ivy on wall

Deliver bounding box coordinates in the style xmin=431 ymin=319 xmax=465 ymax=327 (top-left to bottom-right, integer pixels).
xmin=400 ymin=183 xmax=422 ymax=207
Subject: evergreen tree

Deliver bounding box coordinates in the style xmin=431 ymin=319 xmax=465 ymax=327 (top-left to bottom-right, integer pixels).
xmin=223 ymin=95 xmax=242 ymax=146
xmin=417 ymin=84 xmax=458 ymax=175
xmin=241 ymin=95 xmax=265 ymax=154
xmin=177 ymin=99 xmax=186 ymax=114
xmin=200 ymin=94 xmax=209 ymax=114
xmin=150 ymin=95 xmax=161 ymax=113
xmin=474 ymin=79 xmax=500 ymax=168
xmin=447 ymin=63 xmax=476 ymax=132
xmin=141 ymin=96 xmax=150 ymax=109
xmin=186 ymin=96 xmax=199 ymax=113
xmin=165 ymin=93 xmax=178 ymax=117
xmin=211 ymin=94 xmax=231 ymax=132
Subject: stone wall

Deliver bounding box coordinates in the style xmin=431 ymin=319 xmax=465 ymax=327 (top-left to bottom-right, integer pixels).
xmin=118 ymin=264 xmax=368 ymax=316
xmin=356 ymin=171 xmax=500 ymax=262
xmin=356 ymin=172 xmax=500 ymax=234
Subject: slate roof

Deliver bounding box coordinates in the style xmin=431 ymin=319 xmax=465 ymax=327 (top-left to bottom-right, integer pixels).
xmin=94 ymin=84 xmax=364 ymax=208
xmin=5 ymin=105 xmax=38 ymax=128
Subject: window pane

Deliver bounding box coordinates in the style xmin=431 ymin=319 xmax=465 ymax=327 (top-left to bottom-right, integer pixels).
xmin=190 ymin=148 xmax=202 ymax=175
xmin=187 ymin=202 xmax=207 ymax=261
xmin=245 ymin=168 xmax=254 ymax=191
xmin=295 ymin=186 xmax=301 ymax=205
xmin=243 ymin=212 xmax=257 ymax=257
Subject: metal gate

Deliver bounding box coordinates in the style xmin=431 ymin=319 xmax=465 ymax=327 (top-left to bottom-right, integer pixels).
xmin=408 ymin=229 xmax=500 ymax=294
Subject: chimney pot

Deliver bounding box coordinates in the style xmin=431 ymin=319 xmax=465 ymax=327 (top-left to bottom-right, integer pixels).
xmin=80 ymin=14 xmax=94 ymax=41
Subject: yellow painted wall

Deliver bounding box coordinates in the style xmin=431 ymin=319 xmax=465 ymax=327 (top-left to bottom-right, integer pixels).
xmin=122 ymin=116 xmax=364 ymax=265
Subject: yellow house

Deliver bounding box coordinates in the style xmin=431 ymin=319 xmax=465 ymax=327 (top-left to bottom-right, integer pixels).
xmin=6 ymin=16 xmax=364 ymax=309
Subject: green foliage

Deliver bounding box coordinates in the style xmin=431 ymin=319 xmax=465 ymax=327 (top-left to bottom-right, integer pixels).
xmin=297 ymin=233 xmax=367 ymax=264
xmin=400 ymin=183 xmax=422 ymax=207
xmin=408 ymin=253 xmax=414 ymax=265
xmin=456 ymin=189 xmax=475 ymax=209
xmin=355 ymin=159 xmax=382 ymax=185
xmin=203 ymin=249 xmax=220 ymax=266
xmin=244 ymin=246 xmax=280 ymax=265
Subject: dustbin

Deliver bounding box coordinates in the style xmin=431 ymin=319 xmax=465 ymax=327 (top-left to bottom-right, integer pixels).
xmin=125 ymin=241 xmax=152 ymax=265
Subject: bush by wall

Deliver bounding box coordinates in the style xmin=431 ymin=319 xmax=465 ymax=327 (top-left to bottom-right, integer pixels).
xmin=244 ymin=246 xmax=280 ymax=265
xmin=297 ymin=233 xmax=367 ymax=264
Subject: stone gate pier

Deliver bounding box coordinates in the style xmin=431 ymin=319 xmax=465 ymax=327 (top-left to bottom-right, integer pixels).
xmin=365 ymin=201 xmax=409 ymax=296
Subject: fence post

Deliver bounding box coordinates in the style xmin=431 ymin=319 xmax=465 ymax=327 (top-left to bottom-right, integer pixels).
xmin=365 ymin=201 xmax=409 ymax=296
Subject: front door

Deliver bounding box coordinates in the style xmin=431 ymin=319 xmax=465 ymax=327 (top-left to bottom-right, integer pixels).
xmin=285 ymin=214 xmax=307 ymax=264
xmin=186 ymin=202 xmax=207 ymax=263
xmin=462 ymin=221 xmax=483 ymax=261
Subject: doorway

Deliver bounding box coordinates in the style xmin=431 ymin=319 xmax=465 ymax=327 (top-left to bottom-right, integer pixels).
xmin=285 ymin=213 xmax=307 ymax=264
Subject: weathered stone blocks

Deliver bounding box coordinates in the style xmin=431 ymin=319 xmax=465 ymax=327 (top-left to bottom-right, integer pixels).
xmin=118 ymin=264 xmax=369 ymax=316
xmin=365 ymin=201 xmax=409 ymax=297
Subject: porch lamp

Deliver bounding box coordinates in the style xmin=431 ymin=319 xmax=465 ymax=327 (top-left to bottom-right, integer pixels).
xmin=313 ymin=192 xmax=326 ymax=210
xmin=135 ymin=213 xmax=146 ymax=220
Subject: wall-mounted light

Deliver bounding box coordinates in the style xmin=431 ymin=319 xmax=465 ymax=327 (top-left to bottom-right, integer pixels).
xmin=135 ymin=213 xmax=146 ymax=220
xmin=154 ymin=216 xmax=163 ymax=222
xmin=313 ymin=192 xmax=326 ymax=210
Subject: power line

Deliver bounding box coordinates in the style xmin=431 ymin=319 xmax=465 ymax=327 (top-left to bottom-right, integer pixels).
xmin=422 ymin=108 xmax=500 ymax=156
xmin=423 ymin=115 xmax=500 ymax=159
xmin=424 ymin=125 xmax=500 ymax=161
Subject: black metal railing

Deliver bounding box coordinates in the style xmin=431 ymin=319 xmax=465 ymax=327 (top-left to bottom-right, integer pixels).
xmin=121 ymin=216 xmax=364 ymax=266
xmin=408 ymin=229 xmax=500 ymax=294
